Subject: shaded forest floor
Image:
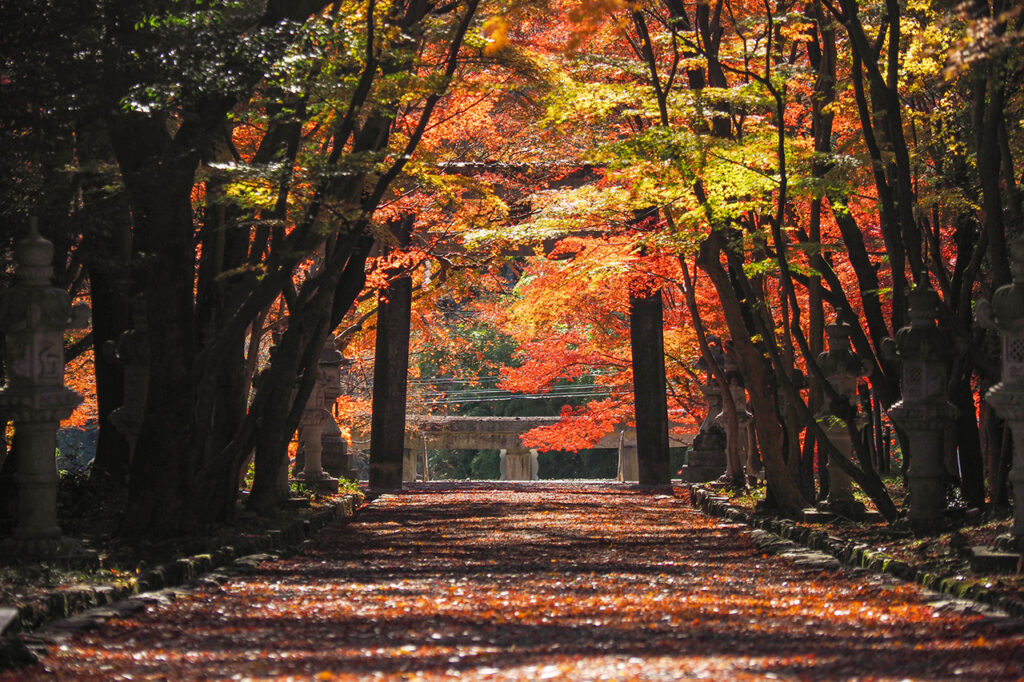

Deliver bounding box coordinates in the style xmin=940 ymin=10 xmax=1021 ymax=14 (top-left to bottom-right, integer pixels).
xmin=0 ymin=474 xmax=356 ymax=627
xmin=4 ymin=482 xmax=1024 ymax=679
xmin=721 ymin=479 xmax=1024 ymax=607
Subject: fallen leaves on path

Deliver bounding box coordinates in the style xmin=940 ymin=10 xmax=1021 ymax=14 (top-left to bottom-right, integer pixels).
xmin=8 ymin=483 xmax=1024 ymax=680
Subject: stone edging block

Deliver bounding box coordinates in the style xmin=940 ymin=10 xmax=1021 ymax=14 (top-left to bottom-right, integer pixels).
xmin=684 ymin=485 xmax=1024 ymax=619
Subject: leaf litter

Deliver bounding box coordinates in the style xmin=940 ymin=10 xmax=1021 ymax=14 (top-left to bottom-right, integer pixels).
xmin=6 ymin=482 xmax=1024 ymax=680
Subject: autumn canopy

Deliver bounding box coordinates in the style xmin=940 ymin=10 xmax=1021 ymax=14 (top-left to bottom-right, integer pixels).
xmin=0 ymin=0 xmax=1021 ymax=535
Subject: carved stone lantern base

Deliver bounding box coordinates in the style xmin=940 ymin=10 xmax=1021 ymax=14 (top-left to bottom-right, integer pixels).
xmin=819 ymin=497 xmax=867 ymax=519
xmin=968 ymin=538 xmax=1023 ymax=573
xmin=889 ymin=400 xmax=958 ymax=534
xmin=680 ymin=426 xmax=727 ymax=483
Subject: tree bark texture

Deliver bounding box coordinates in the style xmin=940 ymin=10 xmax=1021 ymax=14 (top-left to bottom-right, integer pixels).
xmin=630 ymin=288 xmax=671 ymax=486
xmin=369 ymin=217 xmax=414 ymax=490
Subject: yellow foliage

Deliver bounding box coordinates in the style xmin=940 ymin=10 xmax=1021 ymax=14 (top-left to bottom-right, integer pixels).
xmin=482 ymin=16 xmax=510 ymax=56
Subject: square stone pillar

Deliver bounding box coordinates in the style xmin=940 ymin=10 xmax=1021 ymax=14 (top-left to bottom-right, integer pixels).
xmin=500 ymin=446 xmax=536 ymax=480
xmin=617 ymin=430 xmax=639 ymax=482
xmin=402 ymin=448 xmax=418 ymax=482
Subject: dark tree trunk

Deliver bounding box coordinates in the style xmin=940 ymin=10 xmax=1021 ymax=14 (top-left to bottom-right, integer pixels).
xmin=369 ymin=216 xmax=414 ymax=490
xmin=630 ymin=288 xmax=671 ymax=486
xmin=698 ymin=231 xmax=808 ymax=513
xmin=87 ymin=266 xmax=131 ymax=482
xmin=77 ymin=121 xmax=135 ymax=483
xmin=110 ymin=117 xmax=200 ymax=536
xmin=952 ymin=379 xmax=986 ymax=509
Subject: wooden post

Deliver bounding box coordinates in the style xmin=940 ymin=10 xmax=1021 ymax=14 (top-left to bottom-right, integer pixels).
xmin=629 ymin=287 xmax=671 ymax=485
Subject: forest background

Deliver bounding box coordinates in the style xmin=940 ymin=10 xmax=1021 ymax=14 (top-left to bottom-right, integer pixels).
xmin=0 ymin=0 xmax=1021 ymax=537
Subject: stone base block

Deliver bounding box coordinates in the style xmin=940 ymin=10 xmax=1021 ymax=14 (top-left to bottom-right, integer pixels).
xmin=678 ymin=464 xmax=724 ymax=483
xmin=295 ymin=473 xmax=339 ymax=495
xmin=798 ymin=508 xmax=836 ymax=523
xmin=821 ymin=498 xmax=866 ymax=517
xmin=969 ymin=546 xmax=1023 ymax=573
xmin=500 ymin=450 xmax=538 ymax=481
xmin=0 ymin=536 xmax=97 ymax=566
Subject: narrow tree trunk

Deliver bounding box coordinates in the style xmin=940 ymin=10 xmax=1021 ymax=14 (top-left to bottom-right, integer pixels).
xmin=87 ymin=267 xmax=131 ymax=482
xmin=952 ymin=379 xmax=986 ymax=509
xmin=630 ymin=288 xmax=671 ymax=485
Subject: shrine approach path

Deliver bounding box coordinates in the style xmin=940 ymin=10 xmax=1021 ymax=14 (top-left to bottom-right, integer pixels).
xmin=11 ymin=482 xmax=1024 ymax=680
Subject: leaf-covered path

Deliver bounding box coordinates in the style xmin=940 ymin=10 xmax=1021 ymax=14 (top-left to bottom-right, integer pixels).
xmin=10 ymin=483 xmax=1024 ymax=679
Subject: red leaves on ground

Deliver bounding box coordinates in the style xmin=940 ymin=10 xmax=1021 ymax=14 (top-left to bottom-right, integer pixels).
xmin=10 ymin=484 xmax=1024 ymax=680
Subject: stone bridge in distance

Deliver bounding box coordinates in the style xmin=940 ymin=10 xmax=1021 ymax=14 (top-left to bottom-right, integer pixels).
xmin=354 ymin=416 xmax=695 ymax=482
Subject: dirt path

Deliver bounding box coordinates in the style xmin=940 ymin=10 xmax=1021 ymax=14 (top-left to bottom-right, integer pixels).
xmin=8 ymin=483 xmax=1024 ymax=679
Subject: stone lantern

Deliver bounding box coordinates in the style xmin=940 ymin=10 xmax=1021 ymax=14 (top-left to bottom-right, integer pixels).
xmin=296 ymin=345 xmax=340 ymax=494
xmin=715 ymin=348 xmax=750 ymax=486
xmin=0 ymin=222 xmax=87 ymax=557
xmin=888 ymin=284 xmax=957 ymax=532
xmin=817 ymin=322 xmax=865 ymax=516
xmin=317 ymin=339 xmax=356 ymax=481
xmin=682 ymin=344 xmax=727 ymax=482
xmin=977 ymin=234 xmax=1024 ymax=551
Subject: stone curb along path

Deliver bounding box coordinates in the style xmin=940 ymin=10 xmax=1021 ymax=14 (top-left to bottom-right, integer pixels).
xmin=0 ymin=493 xmax=363 ymax=669
xmin=684 ymin=485 xmax=1024 ymax=620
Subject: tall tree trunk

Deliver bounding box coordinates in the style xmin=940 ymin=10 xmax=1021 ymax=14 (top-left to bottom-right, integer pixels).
xmin=369 ymin=216 xmax=414 ymax=490
xmin=111 ymin=118 xmax=200 ymax=535
xmin=77 ymin=120 xmax=134 ymax=483
xmin=630 ymin=287 xmax=671 ymax=485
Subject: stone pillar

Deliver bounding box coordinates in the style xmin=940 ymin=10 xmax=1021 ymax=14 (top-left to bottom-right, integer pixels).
xmin=817 ymin=323 xmax=865 ymax=516
xmin=317 ymin=340 xmax=356 ymax=480
xmin=296 ymin=359 xmax=339 ymax=494
xmin=978 ymin=235 xmax=1024 ymax=549
xmin=402 ymin=447 xmax=418 ymax=482
xmin=888 ymin=285 xmax=957 ymax=532
xmin=0 ymin=222 xmax=86 ymax=557
xmin=500 ymin=445 xmax=535 ymax=480
xmin=617 ymin=430 xmax=639 ymax=482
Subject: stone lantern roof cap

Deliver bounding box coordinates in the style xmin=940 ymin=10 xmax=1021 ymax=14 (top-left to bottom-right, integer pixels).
xmin=906 ymin=284 xmax=940 ymax=327
xmin=894 ymin=283 xmax=953 ymax=360
xmin=819 ymin=322 xmax=860 ymax=375
xmin=15 ymin=220 xmax=55 ymax=283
